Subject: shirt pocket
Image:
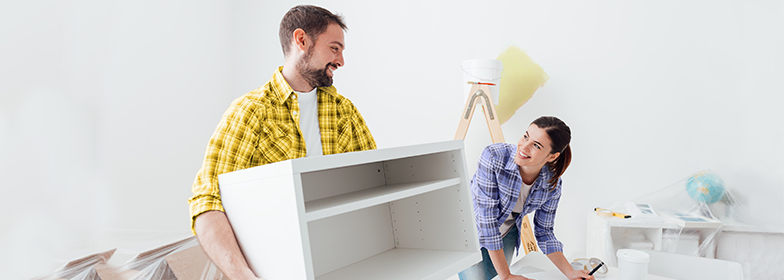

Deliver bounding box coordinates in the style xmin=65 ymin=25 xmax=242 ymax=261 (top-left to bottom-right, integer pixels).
xmin=334 ymin=119 xmax=353 ymax=154
xmin=258 ymin=122 xmax=291 ymax=162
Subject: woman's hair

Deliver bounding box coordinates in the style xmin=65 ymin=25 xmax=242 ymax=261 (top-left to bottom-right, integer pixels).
xmin=531 ymin=116 xmax=572 ymax=188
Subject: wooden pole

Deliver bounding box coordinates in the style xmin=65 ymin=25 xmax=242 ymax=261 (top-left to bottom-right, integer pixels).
xmin=455 ymin=83 xmax=539 ymax=254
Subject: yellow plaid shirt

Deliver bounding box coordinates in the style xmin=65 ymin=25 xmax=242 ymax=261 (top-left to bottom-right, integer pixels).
xmin=189 ymin=67 xmax=377 ymax=233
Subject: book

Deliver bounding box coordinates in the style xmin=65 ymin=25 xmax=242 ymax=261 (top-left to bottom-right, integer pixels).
xmin=625 ymin=202 xmax=658 ymax=219
xmin=671 ymin=212 xmax=722 ymax=228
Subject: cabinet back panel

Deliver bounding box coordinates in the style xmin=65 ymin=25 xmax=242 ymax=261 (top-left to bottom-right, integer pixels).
xmin=384 ymin=151 xmax=463 ymax=185
xmin=307 ymin=203 xmax=396 ymax=277
xmin=300 ymin=162 xmax=386 ymax=202
xmin=390 ymin=185 xmax=478 ymax=252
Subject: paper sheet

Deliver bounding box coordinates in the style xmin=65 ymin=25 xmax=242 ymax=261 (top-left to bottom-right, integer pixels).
xmin=522 ymin=269 xmax=569 ymax=280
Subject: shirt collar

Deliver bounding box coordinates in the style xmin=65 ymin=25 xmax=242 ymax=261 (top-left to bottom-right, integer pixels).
xmin=270 ymin=66 xmax=295 ymax=103
xmin=270 ymin=66 xmax=339 ymax=103
xmin=504 ymin=149 xmax=519 ymax=172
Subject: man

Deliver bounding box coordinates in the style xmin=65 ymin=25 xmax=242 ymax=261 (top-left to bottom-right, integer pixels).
xmin=188 ymin=5 xmax=376 ymax=279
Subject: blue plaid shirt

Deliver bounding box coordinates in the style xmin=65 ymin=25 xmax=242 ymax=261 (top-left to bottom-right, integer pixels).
xmin=471 ymin=143 xmax=564 ymax=255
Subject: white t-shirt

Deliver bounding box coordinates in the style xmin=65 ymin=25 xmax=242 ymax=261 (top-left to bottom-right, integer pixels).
xmin=500 ymin=179 xmax=534 ymax=236
xmin=294 ymin=88 xmax=323 ymax=157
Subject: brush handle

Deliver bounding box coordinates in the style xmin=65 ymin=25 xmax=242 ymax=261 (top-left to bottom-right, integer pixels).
xmin=588 ymin=262 xmax=604 ymax=275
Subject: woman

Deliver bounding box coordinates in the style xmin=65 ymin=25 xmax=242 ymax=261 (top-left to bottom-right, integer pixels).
xmin=458 ymin=116 xmax=592 ymax=280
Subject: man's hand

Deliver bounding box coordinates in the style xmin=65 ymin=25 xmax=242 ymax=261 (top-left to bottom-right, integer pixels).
xmin=195 ymin=211 xmax=261 ymax=280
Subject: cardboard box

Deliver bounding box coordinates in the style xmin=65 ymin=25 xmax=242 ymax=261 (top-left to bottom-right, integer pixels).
xmin=121 ymin=236 xmax=226 ymax=280
xmin=42 ymin=248 xmax=116 ymax=280
xmin=41 ymin=236 xmax=226 ymax=280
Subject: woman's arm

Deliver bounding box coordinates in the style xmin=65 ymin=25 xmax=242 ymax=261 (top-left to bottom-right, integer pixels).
xmin=546 ymin=251 xmax=593 ymax=280
xmin=471 ymin=146 xmax=506 ymax=251
xmin=489 ymin=249 xmax=532 ymax=280
xmin=490 ymin=249 xmax=590 ymax=280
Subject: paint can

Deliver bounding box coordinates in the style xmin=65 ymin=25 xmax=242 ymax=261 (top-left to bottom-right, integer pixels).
xmin=616 ymin=249 xmax=650 ymax=280
xmin=462 ymin=59 xmax=503 ymax=105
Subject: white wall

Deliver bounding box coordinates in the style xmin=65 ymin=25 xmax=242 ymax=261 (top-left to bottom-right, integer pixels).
xmin=1 ymin=1 xmax=234 ymax=279
xmin=2 ymin=1 xmax=782 ymax=279
xmin=235 ymin=0 xmax=784 ymax=255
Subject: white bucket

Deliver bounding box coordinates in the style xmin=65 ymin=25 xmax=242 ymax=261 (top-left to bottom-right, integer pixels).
xmin=462 ymin=59 xmax=503 ymax=105
xmin=616 ymin=249 xmax=650 ymax=280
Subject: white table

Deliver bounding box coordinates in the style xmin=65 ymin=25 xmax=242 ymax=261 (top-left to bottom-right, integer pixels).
xmin=491 ymin=251 xmax=673 ymax=280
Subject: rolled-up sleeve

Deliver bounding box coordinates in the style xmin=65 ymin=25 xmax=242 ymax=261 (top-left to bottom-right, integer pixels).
xmin=189 ymin=98 xmax=263 ymax=234
xmin=471 ymin=147 xmax=504 ymax=251
xmin=533 ymin=178 xmax=564 ymax=254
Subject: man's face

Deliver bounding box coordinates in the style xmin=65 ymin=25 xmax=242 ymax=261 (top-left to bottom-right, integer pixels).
xmin=297 ymin=23 xmax=345 ymax=88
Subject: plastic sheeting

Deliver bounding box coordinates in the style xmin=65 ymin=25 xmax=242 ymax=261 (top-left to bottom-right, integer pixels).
xmin=587 ymin=170 xmax=755 ymax=266
xmin=36 ymin=236 xmax=227 ymax=280
xmin=38 ymin=249 xmax=116 ymax=280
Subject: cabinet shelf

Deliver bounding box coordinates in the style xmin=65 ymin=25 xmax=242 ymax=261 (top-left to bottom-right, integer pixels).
xmin=305 ymin=178 xmax=461 ymax=221
xmin=586 ymin=210 xmax=725 ymax=266
xmin=316 ymin=248 xmax=477 ymax=280
xmin=219 ymin=140 xmax=480 ymax=280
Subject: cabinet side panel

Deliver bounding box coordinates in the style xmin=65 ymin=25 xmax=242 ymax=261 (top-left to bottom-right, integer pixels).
xmin=220 ymin=175 xmax=309 ymax=280
xmin=384 ymin=150 xmax=461 ymax=185
xmin=390 ymin=185 xmax=478 ymax=252
xmin=307 ymin=204 xmax=395 ymax=277
xmin=300 ymin=162 xmax=386 ymax=202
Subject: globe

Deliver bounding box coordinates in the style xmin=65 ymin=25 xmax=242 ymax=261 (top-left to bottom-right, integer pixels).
xmin=686 ymin=171 xmax=726 ymax=204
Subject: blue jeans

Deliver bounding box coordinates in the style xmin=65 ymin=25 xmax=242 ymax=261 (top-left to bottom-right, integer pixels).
xmin=458 ymin=226 xmax=519 ymax=280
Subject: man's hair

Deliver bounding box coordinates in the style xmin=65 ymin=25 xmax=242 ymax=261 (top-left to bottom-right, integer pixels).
xmin=279 ymin=5 xmax=347 ymax=57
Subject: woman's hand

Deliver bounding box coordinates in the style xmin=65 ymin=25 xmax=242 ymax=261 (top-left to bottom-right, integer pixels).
xmin=488 ymin=249 xmax=534 ymax=280
xmin=565 ymin=269 xmax=594 ymax=280
xmin=498 ymin=273 xmax=534 ymax=280
xmin=546 ymin=252 xmax=596 ymax=280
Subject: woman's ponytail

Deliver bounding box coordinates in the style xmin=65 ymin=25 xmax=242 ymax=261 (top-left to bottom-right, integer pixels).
xmin=548 ymin=144 xmax=571 ymax=188
xmin=531 ymin=116 xmax=572 ymax=190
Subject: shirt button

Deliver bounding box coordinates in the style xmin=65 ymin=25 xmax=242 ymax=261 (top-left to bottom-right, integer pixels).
xmin=292 ymin=95 xmax=297 ymax=99
xmin=292 ymin=111 xmax=298 ymax=116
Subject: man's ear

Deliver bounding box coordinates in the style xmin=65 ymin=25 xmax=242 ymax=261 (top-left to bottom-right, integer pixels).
xmin=292 ymin=28 xmax=309 ymax=52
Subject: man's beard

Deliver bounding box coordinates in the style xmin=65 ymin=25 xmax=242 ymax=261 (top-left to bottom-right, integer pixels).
xmin=297 ymin=49 xmax=336 ymax=88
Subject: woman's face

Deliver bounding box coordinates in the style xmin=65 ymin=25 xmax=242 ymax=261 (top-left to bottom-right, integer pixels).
xmin=515 ymin=124 xmax=560 ymax=169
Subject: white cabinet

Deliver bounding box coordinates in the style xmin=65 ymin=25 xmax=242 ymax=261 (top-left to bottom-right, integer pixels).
xmin=219 ymin=140 xmax=481 ymax=280
xmin=586 ymin=211 xmax=722 ymax=266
